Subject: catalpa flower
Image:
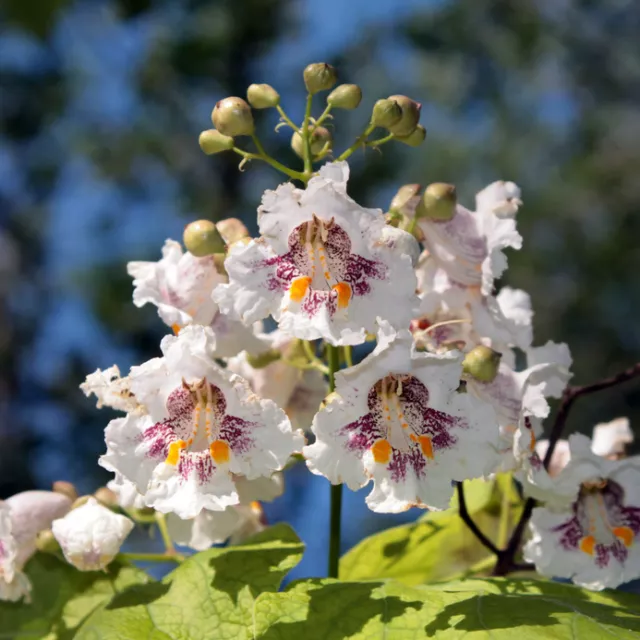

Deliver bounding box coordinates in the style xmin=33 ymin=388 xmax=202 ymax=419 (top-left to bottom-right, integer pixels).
xmin=100 ymin=325 xmax=303 ymax=519
xmin=304 ymin=327 xmax=499 ymax=512
xmin=592 ymin=417 xmax=633 ymax=459
xmin=524 ymin=434 xmax=640 ymax=591
xmin=214 ymin=162 xmax=419 ymax=346
xmin=52 ymin=498 xmax=134 ymax=571
xmin=0 ymin=503 xmax=31 ymax=602
xmin=475 ymin=180 xmax=522 ymax=219
xmin=128 ymin=239 xmax=264 ymax=358
xmin=227 ymin=330 xmax=326 ymax=432
xmin=417 ymin=184 xmax=522 ymax=295
xmin=81 ymin=365 xmax=141 ymax=413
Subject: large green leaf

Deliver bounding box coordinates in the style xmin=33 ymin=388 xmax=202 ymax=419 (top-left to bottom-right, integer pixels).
xmin=0 ymin=553 xmax=150 ymax=639
xmin=340 ymin=476 xmax=522 ymax=585
xmin=253 ymin=577 xmax=640 ymax=639
xmin=75 ymin=523 xmax=304 ymax=640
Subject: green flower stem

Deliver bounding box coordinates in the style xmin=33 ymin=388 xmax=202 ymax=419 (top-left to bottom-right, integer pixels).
xmin=156 ymin=512 xmax=176 ymax=555
xmin=336 ymin=123 xmax=376 ymax=161
xmin=343 ymin=345 xmax=353 ymax=368
xmin=283 ymin=358 xmax=329 ymax=375
xmin=326 ymin=344 xmax=342 ymax=579
xmin=276 ymin=105 xmax=299 ymax=132
xmin=301 ymin=94 xmax=314 ymax=179
xmin=232 ymin=144 xmax=305 ymax=182
xmin=311 ymin=105 xmax=332 ymax=130
xmin=302 ymin=339 xmax=327 ymax=371
xmin=497 ymin=475 xmax=515 ymax=550
xmin=119 ymin=552 xmax=184 ymax=564
xmin=366 ymin=133 xmax=395 ymax=148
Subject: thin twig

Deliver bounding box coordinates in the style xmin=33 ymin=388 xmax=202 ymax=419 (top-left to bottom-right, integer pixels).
xmin=456 ymin=482 xmax=500 ymax=557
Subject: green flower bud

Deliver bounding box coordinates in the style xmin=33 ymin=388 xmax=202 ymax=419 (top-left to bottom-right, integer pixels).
xmin=246 ymin=348 xmax=282 ymax=369
xmin=213 ymin=253 xmax=227 ymax=277
xmin=371 ymin=98 xmax=402 ymax=129
xmin=327 ymin=84 xmax=362 ymax=109
xmin=416 ymin=183 xmax=457 ymax=221
xmin=211 ymin=97 xmax=254 ymax=137
xmin=389 ymin=184 xmax=421 ymax=215
xmin=385 ymin=211 xmax=403 ymax=227
xmin=71 ymin=495 xmax=92 ymax=510
xmin=36 ymin=530 xmax=60 ymax=555
xmin=198 ymin=129 xmax=234 ymax=155
xmin=303 ymin=63 xmax=337 ymax=94
xmin=291 ymin=126 xmax=333 ymax=158
xmin=53 ymin=480 xmax=78 ymax=502
xmin=387 ymin=95 xmax=421 ymax=137
xmin=247 ymin=83 xmax=280 ymax=109
xmin=183 ymin=220 xmax=226 ymax=257
xmin=396 ymin=125 xmax=426 ymax=147
xmin=462 ymin=345 xmax=502 ymax=383
xmin=216 ymin=218 xmax=250 ymax=245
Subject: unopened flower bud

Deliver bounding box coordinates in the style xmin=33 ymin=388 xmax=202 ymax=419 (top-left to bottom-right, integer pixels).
xmin=396 ymin=124 xmax=426 ymax=147
xmin=462 ymin=346 xmax=502 ymax=383
xmin=211 ymin=97 xmax=254 ymax=137
xmin=385 ymin=211 xmax=403 ymax=227
xmin=371 ymin=98 xmax=402 ymax=129
xmin=416 ymin=183 xmax=457 ymax=221
xmin=387 ymin=95 xmax=421 ymax=137
xmin=389 ymin=184 xmax=421 ymax=215
xmin=184 ymin=220 xmax=226 ymax=257
xmin=247 ymin=83 xmax=280 ymax=109
xmin=246 ymin=348 xmax=282 ymax=369
xmin=52 ymin=498 xmax=134 ymax=572
xmin=198 ymin=129 xmax=234 ymax=155
xmin=35 ymin=530 xmax=60 ymax=555
xmin=216 ymin=218 xmax=250 ymax=245
xmin=327 ymin=84 xmax=362 ymax=110
xmin=291 ymin=126 xmax=333 ymax=158
xmin=303 ymin=63 xmax=337 ymax=94
xmin=94 ymin=487 xmax=119 ymax=508
xmin=53 ymin=481 xmax=78 ymax=502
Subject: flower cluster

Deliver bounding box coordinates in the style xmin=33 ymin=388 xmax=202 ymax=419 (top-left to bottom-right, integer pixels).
xmin=6 ymin=63 xmax=634 ymax=604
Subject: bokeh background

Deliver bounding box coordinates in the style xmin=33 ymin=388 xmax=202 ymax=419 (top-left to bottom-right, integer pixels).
xmin=1 ymin=0 xmax=640 ymax=581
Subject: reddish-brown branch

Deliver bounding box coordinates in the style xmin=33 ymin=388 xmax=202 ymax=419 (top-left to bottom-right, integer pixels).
xmin=455 ymin=482 xmax=500 ymax=556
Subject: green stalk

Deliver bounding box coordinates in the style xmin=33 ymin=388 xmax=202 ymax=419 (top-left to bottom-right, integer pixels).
xmin=336 ymin=123 xmax=376 ymax=161
xmin=301 ymin=94 xmax=314 ymax=179
xmin=326 ymin=344 xmax=342 ymax=579
xmin=276 ymin=105 xmax=299 ymax=132
xmin=232 ymin=144 xmax=305 ymax=182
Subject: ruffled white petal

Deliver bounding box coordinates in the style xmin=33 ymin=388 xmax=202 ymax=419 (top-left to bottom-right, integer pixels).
xmin=592 ymin=417 xmax=633 ymax=458
xmin=81 ymin=365 xmax=141 ymax=413
xmin=0 ymin=502 xmax=31 ymax=602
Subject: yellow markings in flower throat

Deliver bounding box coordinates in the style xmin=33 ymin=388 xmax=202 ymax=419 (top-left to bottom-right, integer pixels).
xmin=166 ymin=440 xmax=187 ymax=466
xmin=209 ymin=440 xmax=230 ymax=463
xmin=332 ymin=282 xmax=352 ymax=309
xmin=289 ymin=276 xmax=312 ymax=302
xmin=613 ymin=526 xmax=634 ymax=547
xmin=171 ymin=324 xmax=182 ymax=335
xmin=579 ymin=535 xmax=596 ymax=556
xmin=418 ymin=435 xmax=434 ymax=460
xmin=371 ymin=439 xmax=392 ymax=463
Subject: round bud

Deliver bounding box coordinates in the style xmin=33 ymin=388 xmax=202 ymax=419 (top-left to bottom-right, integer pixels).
xmin=416 ymin=183 xmax=457 ymax=221
xmin=389 ymin=184 xmax=421 ymax=215
xmin=198 ymin=129 xmax=234 ymax=155
xmin=36 ymin=530 xmax=60 ymax=555
xmin=94 ymin=487 xmax=118 ymax=508
xmin=247 ymin=83 xmax=280 ymax=109
xmin=183 ymin=220 xmax=226 ymax=257
xmin=291 ymin=126 xmax=333 ymax=158
xmin=211 ymin=97 xmax=254 ymax=137
xmin=53 ymin=481 xmax=78 ymax=502
xmin=387 ymin=95 xmax=421 ymax=137
xmin=327 ymin=84 xmax=362 ymax=110
xmin=303 ymin=63 xmax=337 ymax=94
xmin=216 ymin=218 xmax=250 ymax=245
xmin=462 ymin=345 xmax=502 ymax=383
xmin=396 ymin=125 xmax=426 ymax=147
xmin=371 ymin=98 xmax=402 ymax=129
xmin=246 ymin=348 xmax=282 ymax=369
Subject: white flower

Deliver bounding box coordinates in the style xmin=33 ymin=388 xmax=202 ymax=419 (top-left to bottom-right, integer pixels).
xmin=100 ymin=325 xmax=303 ymax=519
xmin=81 ymin=365 xmax=141 ymax=413
xmin=592 ymin=417 xmax=633 ymax=459
xmin=417 ymin=183 xmax=522 ymax=296
xmin=524 ymin=434 xmax=640 ymax=590
xmin=165 ymin=475 xmax=282 ymax=550
xmin=525 ymin=341 xmax=573 ymax=399
xmin=0 ymin=503 xmax=31 ymax=602
xmin=227 ymin=331 xmax=326 ymax=432
xmin=128 ymin=239 xmax=265 ymax=358
xmin=52 ymin=498 xmax=134 ymax=571
xmin=107 ymin=473 xmax=147 ymax=510
xmin=304 ymin=327 xmax=499 ymax=512
xmin=213 ymin=163 xmax=419 ymax=346
xmin=475 ymin=181 xmax=522 ymax=218
xmin=5 ymin=490 xmax=72 ymax=567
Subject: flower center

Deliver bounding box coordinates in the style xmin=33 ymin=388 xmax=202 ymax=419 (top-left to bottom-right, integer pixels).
xmin=164 ymin=378 xmax=230 ymax=467
xmin=577 ymin=480 xmax=634 ymax=556
xmin=370 ymin=374 xmax=435 ymax=463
